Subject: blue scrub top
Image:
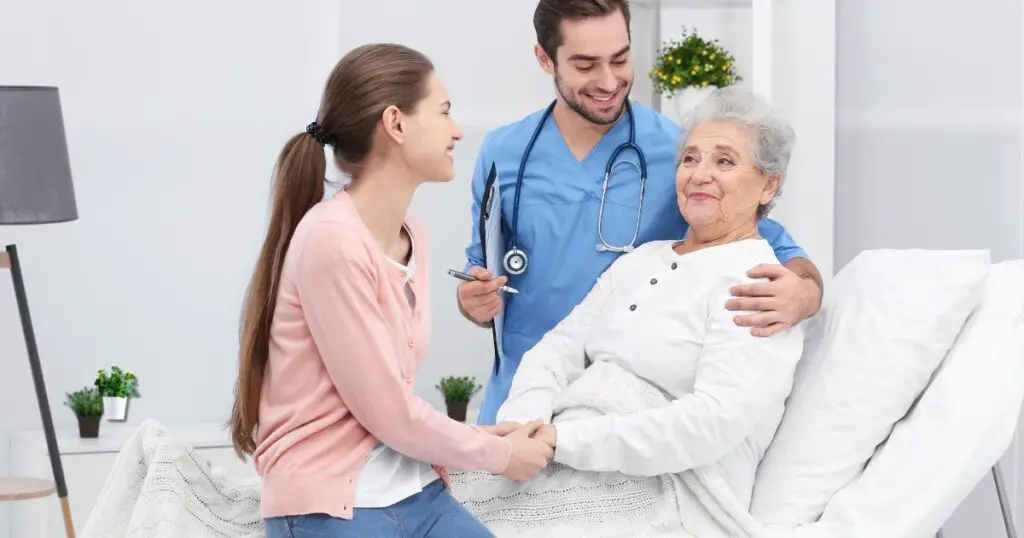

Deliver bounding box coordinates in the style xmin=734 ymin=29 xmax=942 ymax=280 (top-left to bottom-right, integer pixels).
xmin=464 ymin=102 xmax=807 ymax=425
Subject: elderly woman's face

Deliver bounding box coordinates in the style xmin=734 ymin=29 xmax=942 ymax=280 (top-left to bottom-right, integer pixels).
xmin=675 ymin=119 xmax=779 ymax=231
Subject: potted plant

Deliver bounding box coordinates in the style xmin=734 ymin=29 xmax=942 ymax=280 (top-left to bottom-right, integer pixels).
xmin=648 ymin=27 xmax=742 ymax=123
xmin=65 ymin=387 xmax=104 ymax=438
xmin=436 ymin=376 xmax=482 ymax=422
xmin=94 ymin=366 xmax=140 ymax=422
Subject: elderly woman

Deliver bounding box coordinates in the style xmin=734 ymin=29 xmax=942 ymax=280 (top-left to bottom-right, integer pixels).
xmin=448 ymin=88 xmax=806 ymax=537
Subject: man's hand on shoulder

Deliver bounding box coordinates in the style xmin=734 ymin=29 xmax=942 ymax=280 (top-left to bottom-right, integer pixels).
xmin=726 ymin=259 xmax=823 ymax=337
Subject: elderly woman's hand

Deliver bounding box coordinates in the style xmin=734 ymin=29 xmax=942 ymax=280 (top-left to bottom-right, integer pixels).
xmin=725 ymin=262 xmax=822 ymax=337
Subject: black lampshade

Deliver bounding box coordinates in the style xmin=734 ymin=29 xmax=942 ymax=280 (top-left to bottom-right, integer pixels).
xmin=0 ymin=86 xmax=78 ymax=225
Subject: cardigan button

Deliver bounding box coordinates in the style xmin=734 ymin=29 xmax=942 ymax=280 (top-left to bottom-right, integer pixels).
xmin=671 ymin=262 xmax=678 ymax=270
xmin=650 ymin=278 xmax=657 ymax=285
xmin=629 ymin=304 xmax=637 ymax=311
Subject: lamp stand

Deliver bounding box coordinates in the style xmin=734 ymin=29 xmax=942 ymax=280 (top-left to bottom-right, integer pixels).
xmin=3 ymin=244 xmax=75 ymax=538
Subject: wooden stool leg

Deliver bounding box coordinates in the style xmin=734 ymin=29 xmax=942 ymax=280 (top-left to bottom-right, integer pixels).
xmin=59 ymin=495 xmax=75 ymax=538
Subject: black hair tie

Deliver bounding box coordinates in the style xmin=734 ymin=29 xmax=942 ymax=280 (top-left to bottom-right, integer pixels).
xmin=306 ymin=121 xmax=333 ymax=147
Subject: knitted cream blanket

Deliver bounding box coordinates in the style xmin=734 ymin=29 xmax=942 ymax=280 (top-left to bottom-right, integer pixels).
xmin=448 ymin=361 xmax=769 ymax=538
xmin=79 ymin=419 xmax=264 ymax=538
xmin=78 ymin=362 xmax=769 ymax=538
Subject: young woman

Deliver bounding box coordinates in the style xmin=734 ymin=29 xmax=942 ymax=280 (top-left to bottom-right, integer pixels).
xmin=229 ymin=43 xmax=554 ymax=537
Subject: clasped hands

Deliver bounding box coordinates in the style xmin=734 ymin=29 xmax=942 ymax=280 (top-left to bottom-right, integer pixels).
xmin=480 ymin=421 xmax=556 ymax=482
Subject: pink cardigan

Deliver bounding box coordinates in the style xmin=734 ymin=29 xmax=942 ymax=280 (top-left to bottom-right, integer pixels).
xmin=254 ymin=191 xmax=512 ymax=520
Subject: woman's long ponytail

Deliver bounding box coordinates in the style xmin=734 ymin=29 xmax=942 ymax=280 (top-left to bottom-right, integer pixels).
xmin=230 ymin=133 xmax=325 ymax=458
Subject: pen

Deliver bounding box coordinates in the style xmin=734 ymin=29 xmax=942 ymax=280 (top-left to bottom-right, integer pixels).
xmin=447 ymin=269 xmax=519 ymax=294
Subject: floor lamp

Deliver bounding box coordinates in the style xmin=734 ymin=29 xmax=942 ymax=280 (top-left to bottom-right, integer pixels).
xmin=0 ymin=86 xmax=79 ymax=538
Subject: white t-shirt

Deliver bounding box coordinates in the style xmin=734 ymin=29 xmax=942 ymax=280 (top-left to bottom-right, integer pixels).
xmin=352 ymin=229 xmax=439 ymax=508
xmin=497 ymin=238 xmax=805 ymax=509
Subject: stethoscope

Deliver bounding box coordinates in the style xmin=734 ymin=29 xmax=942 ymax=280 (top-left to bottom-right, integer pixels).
xmin=503 ymin=99 xmax=648 ymax=276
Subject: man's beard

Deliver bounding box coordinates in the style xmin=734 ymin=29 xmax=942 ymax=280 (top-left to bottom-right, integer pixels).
xmin=554 ymin=73 xmax=629 ymax=126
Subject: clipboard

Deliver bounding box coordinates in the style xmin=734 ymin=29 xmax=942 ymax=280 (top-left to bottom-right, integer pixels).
xmin=480 ymin=163 xmax=507 ymax=375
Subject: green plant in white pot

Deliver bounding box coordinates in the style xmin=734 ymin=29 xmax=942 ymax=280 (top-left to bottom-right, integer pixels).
xmin=436 ymin=376 xmax=482 ymax=422
xmin=94 ymin=366 xmax=140 ymax=422
xmin=65 ymin=386 xmax=104 ymax=438
xmin=649 ymin=27 xmax=742 ymax=124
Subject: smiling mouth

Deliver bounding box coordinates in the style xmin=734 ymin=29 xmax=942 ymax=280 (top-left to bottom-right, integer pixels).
xmin=586 ymin=89 xmax=620 ymax=105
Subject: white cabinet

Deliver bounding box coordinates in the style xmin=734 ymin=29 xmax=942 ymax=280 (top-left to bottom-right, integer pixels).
xmin=9 ymin=421 xmax=258 ymax=538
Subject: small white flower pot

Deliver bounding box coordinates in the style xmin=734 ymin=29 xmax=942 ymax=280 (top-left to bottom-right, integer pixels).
xmin=103 ymin=396 xmax=130 ymax=422
xmin=667 ymin=85 xmax=717 ymax=125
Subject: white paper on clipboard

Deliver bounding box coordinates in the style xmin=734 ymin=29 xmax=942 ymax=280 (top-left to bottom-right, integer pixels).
xmin=481 ymin=163 xmax=507 ymax=367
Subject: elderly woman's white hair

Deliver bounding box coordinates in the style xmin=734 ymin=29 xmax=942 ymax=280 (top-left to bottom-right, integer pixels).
xmin=676 ymin=87 xmax=796 ymax=217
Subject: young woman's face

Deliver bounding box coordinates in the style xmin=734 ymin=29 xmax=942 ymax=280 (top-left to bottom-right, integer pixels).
xmin=399 ymin=72 xmax=462 ymax=182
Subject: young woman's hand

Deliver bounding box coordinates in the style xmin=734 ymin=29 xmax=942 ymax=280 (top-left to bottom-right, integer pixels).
xmin=500 ymin=421 xmax=553 ymax=482
xmin=479 ymin=421 xmax=522 ymax=436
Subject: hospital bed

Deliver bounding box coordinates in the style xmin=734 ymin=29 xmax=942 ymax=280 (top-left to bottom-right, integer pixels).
xmin=78 ymin=249 xmax=1024 ymax=538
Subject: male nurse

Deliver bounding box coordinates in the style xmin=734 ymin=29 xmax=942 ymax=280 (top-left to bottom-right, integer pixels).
xmin=459 ymin=0 xmax=824 ymax=425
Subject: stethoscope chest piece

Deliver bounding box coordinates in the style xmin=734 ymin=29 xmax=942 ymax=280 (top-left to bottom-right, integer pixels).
xmin=502 ymin=100 xmax=647 ymax=279
xmin=504 ymin=248 xmax=528 ymax=275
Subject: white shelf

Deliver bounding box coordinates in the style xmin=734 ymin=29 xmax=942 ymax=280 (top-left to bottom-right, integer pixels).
xmin=11 ymin=420 xmax=231 ymax=455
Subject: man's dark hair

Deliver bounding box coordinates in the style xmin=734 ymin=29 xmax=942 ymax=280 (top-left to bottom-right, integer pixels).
xmin=533 ymin=0 xmax=632 ymax=63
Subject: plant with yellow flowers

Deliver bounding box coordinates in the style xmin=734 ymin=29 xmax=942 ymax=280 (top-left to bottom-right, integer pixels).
xmin=649 ymin=27 xmax=741 ymax=97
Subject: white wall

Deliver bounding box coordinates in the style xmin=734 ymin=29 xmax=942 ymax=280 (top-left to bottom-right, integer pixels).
xmin=835 ymin=0 xmax=1024 ymax=535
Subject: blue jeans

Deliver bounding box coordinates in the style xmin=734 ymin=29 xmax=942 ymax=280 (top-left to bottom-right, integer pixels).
xmin=263 ymin=479 xmax=494 ymax=538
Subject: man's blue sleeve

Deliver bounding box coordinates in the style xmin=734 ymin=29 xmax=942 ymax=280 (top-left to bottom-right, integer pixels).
xmin=757 ymin=218 xmax=808 ymax=264
xmin=463 ymin=136 xmax=492 ymax=272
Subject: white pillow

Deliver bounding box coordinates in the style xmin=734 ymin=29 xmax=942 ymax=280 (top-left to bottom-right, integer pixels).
xmin=749 ymin=249 xmax=992 ymax=528
xmin=791 ymin=260 xmax=1024 ymax=538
